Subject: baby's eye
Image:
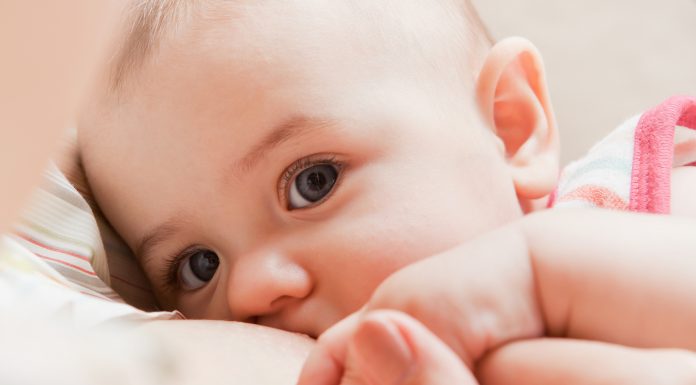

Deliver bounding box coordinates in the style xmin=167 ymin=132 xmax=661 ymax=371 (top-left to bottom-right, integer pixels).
xmin=178 ymin=249 xmax=219 ymax=290
xmin=288 ymin=163 xmax=339 ymax=209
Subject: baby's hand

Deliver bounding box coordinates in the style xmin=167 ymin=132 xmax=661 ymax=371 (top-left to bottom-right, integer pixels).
xmin=297 ymin=310 xmax=479 ymax=385
xmin=299 ymin=310 xmax=696 ymax=385
xmin=295 ymin=222 xmax=544 ymax=385
xmin=357 ymin=222 xmax=543 ymax=366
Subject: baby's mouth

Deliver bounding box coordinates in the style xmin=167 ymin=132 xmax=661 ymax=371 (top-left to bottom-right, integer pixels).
xmin=253 ymin=310 xmax=320 ymax=338
xmin=253 ymin=303 xmax=351 ymax=339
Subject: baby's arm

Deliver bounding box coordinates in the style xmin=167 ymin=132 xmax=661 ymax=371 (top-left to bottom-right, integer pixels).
xmin=373 ymin=208 xmax=696 ymax=357
xmin=298 ymin=209 xmax=696 ymax=384
xmin=513 ymin=165 xmax=696 ymax=349
xmin=299 ymin=311 xmax=696 ymax=385
xmin=525 ymin=208 xmax=696 ymax=349
xmin=360 ymin=209 xmax=696 ymax=363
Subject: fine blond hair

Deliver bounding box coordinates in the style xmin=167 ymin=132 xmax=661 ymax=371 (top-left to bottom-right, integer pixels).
xmin=109 ymin=0 xmax=195 ymax=94
xmin=108 ymin=0 xmax=493 ymax=94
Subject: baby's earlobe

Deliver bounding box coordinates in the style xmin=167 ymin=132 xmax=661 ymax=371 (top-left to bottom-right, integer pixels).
xmin=475 ymin=37 xmax=559 ymax=201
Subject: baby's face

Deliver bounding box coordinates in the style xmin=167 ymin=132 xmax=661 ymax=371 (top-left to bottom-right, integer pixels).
xmin=82 ymin=2 xmax=522 ymax=337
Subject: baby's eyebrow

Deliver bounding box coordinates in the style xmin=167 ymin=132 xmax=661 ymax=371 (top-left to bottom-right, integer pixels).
xmin=231 ymin=116 xmax=334 ymax=177
xmin=136 ymin=215 xmax=184 ymax=267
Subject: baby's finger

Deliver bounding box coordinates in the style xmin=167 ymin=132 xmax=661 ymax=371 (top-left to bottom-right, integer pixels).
xmin=346 ymin=310 xmax=478 ymax=385
xmin=296 ymin=312 xmax=362 ymax=385
xmin=478 ymin=338 xmax=696 ymax=385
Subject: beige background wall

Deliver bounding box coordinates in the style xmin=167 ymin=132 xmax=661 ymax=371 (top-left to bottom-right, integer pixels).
xmin=471 ymin=0 xmax=696 ymax=164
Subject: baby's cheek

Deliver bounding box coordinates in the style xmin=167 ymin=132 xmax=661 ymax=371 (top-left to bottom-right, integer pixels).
xmin=325 ymin=223 xmax=437 ymax=307
xmin=309 ymin=175 xmax=503 ymax=325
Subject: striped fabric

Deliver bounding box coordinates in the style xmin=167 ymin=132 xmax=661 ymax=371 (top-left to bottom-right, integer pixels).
xmin=552 ymin=116 xmax=638 ymax=210
xmin=2 ymin=163 xmax=180 ymax=323
xmin=10 ymin=163 xmax=119 ymax=301
xmin=57 ymin=130 xmax=161 ymax=311
xmin=552 ymin=96 xmax=696 ymax=213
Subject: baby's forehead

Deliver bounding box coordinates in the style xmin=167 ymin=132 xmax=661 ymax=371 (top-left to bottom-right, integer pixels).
xmin=208 ymin=1 xmax=466 ymax=56
xmin=111 ymin=0 xmax=489 ymax=98
xmin=196 ymin=2 xmax=471 ymax=82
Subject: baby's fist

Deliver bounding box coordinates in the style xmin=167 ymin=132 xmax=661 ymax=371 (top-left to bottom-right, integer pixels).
xmin=363 ymin=222 xmax=543 ymax=366
xmin=297 ymin=310 xmax=478 ymax=385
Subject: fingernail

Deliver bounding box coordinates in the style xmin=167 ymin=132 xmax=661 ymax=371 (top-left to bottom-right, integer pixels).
xmin=353 ymin=317 xmax=414 ymax=385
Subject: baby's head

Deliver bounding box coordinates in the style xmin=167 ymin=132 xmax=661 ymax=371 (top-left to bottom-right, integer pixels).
xmin=80 ymin=0 xmax=559 ymax=336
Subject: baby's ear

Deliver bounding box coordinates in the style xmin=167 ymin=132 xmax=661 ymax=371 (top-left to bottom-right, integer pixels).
xmin=476 ymin=37 xmax=559 ymax=203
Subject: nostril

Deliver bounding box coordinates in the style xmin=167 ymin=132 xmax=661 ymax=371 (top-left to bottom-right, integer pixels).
xmin=227 ymin=251 xmax=313 ymax=328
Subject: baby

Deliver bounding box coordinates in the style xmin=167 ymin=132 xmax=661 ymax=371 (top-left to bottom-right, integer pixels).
xmin=78 ymin=0 xmax=696 ymax=383
xmin=80 ymin=0 xmax=516 ymax=330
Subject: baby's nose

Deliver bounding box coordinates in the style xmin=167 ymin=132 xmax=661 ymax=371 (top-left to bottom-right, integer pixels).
xmin=226 ymin=249 xmax=313 ymax=322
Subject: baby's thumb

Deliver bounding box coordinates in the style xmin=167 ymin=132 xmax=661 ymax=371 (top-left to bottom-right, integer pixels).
xmin=349 ymin=310 xmax=478 ymax=385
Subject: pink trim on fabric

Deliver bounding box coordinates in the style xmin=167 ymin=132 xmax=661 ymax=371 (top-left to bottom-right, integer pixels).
xmin=36 ymin=254 xmax=98 ymax=276
xmin=15 ymin=232 xmax=92 ymax=262
xmin=556 ymin=185 xmax=628 ymax=210
xmin=546 ymin=186 xmax=558 ymax=208
xmin=630 ymin=96 xmax=696 ymax=214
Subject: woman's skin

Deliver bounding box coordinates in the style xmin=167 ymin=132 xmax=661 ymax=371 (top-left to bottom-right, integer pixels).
xmin=137 ymin=320 xmax=314 ymax=385
xmin=0 ymin=0 xmax=122 ymax=234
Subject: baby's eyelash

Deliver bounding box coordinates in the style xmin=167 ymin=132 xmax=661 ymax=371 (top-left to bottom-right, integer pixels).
xmin=159 ymin=246 xmax=198 ymax=293
xmin=278 ymin=154 xmax=341 ymax=194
